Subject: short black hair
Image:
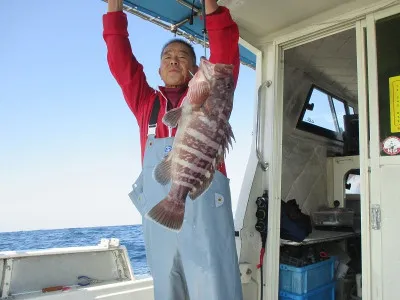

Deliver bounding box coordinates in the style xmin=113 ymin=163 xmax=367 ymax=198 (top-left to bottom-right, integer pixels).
xmin=161 ymin=38 xmax=197 ymax=66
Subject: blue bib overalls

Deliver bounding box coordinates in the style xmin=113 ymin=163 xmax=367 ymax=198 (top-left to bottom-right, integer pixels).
xmin=128 ymin=97 xmax=243 ymax=300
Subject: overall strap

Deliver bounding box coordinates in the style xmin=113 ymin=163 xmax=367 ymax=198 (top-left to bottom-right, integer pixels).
xmin=148 ymin=95 xmax=160 ymax=136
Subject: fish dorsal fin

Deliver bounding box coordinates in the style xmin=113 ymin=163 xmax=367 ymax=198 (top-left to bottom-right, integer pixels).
xmin=153 ymin=153 xmax=172 ymax=185
xmin=162 ymin=107 xmax=183 ymax=128
xmin=188 ymin=167 xmax=214 ymax=200
xmin=227 ymin=123 xmax=235 ymax=144
xmin=221 ymin=123 xmax=235 ymax=155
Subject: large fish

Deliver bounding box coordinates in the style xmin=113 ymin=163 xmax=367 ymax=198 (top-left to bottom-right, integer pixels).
xmin=146 ymin=57 xmax=236 ymax=231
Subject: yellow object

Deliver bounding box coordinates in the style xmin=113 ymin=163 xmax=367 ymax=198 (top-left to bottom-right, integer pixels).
xmin=389 ymin=75 xmax=400 ymax=133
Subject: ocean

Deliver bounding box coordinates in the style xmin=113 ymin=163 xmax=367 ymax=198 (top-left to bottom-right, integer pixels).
xmin=0 ymin=225 xmax=150 ymax=278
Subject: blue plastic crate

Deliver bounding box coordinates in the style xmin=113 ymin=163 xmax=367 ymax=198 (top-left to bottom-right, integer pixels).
xmin=279 ymin=281 xmax=336 ymax=300
xmin=279 ymin=257 xmax=335 ymax=295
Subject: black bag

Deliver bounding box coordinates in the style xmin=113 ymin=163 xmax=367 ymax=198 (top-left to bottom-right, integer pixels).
xmin=280 ymin=199 xmax=312 ymax=242
xmin=256 ymin=191 xmax=312 ymax=243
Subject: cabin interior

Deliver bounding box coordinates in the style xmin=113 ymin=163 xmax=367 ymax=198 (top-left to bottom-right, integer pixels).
xmin=282 ymin=27 xmax=361 ymax=298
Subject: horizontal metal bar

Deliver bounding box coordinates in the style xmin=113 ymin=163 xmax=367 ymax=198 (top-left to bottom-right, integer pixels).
xmin=176 ymin=0 xmax=201 ymax=14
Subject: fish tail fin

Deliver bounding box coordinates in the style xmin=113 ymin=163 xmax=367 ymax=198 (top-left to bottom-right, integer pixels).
xmin=146 ymin=196 xmax=185 ymax=231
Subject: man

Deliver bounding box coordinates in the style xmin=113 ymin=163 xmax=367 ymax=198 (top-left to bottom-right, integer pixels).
xmin=103 ymin=0 xmax=242 ymax=299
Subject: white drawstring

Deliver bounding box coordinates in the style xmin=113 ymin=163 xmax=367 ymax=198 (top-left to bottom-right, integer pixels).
xmin=157 ymin=89 xmax=173 ymax=137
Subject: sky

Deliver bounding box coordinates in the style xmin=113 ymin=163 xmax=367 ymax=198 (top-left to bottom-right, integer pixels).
xmin=0 ymin=0 xmax=256 ymax=232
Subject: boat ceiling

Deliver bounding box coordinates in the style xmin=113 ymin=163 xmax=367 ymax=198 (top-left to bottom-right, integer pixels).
xmin=226 ymin=0 xmax=354 ymax=36
xmin=285 ymin=28 xmax=358 ymax=103
xmin=225 ymin=0 xmax=381 ymax=42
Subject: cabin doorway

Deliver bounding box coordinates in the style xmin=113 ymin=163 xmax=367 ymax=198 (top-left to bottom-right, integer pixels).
xmin=278 ymin=27 xmax=363 ymax=300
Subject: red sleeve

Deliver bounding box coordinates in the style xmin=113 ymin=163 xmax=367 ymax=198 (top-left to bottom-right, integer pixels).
xmin=206 ymin=7 xmax=240 ymax=177
xmin=102 ymin=11 xmax=155 ymax=121
xmin=206 ymin=6 xmax=240 ymax=88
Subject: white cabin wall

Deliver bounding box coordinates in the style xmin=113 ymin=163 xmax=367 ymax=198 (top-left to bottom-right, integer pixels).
xmin=236 ymin=41 xmax=280 ymax=300
xmin=280 ymin=62 xmax=347 ymax=214
xmin=237 ymin=167 xmax=266 ymax=299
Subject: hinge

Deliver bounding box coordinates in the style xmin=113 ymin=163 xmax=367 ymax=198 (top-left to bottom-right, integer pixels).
xmin=371 ymin=204 xmax=381 ymax=230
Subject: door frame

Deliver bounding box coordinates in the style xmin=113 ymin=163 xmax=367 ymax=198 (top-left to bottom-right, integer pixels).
xmin=359 ymin=4 xmax=400 ymax=300
xmin=270 ymin=17 xmax=360 ymax=300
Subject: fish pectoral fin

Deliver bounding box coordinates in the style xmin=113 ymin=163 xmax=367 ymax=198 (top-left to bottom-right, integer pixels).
xmin=200 ymin=105 xmax=214 ymax=118
xmin=162 ymin=107 xmax=183 ymax=128
xmin=189 ymin=169 xmax=214 ymax=200
xmin=153 ymin=154 xmax=172 ymax=185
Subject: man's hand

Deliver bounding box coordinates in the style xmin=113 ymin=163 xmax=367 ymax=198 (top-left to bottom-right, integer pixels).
xmin=107 ymin=0 xmax=123 ymax=12
xmin=204 ymin=0 xmax=219 ymax=15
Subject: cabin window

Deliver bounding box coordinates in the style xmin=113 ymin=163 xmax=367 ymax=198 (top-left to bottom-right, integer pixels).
xmin=345 ymin=170 xmax=360 ymax=195
xmin=375 ymin=13 xmax=400 ymax=155
xmin=297 ymin=85 xmax=353 ymax=141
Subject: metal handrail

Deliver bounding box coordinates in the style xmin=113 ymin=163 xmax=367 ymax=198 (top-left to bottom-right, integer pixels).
xmin=256 ymin=81 xmax=272 ymax=171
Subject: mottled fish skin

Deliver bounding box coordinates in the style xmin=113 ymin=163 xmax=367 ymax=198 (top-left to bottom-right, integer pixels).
xmin=146 ymin=57 xmax=235 ymax=231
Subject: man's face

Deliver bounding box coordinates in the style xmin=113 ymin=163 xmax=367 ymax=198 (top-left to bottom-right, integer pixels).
xmin=159 ymin=42 xmax=197 ymax=88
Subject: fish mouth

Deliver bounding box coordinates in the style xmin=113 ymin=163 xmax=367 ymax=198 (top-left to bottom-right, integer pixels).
xmin=199 ymin=57 xmax=213 ymax=81
xmin=199 ymin=57 xmax=234 ymax=81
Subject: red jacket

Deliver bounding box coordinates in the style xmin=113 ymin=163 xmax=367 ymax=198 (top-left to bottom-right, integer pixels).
xmin=102 ymin=7 xmax=240 ymax=176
